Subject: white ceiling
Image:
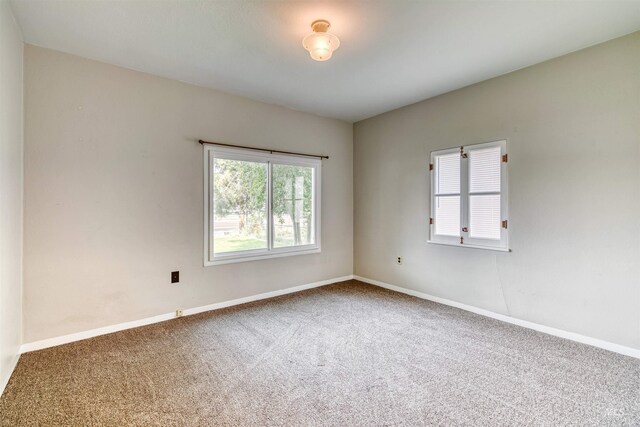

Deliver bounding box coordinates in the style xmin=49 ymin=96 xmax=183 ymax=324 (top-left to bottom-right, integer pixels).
xmin=10 ymin=0 xmax=640 ymax=122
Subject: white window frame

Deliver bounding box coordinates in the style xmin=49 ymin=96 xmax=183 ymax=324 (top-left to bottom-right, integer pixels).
xmin=204 ymin=145 xmax=321 ymax=266
xmin=429 ymin=140 xmax=509 ymax=252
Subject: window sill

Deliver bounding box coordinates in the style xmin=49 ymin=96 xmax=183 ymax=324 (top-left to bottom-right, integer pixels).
xmin=205 ymin=247 xmax=321 ymax=266
xmin=427 ymin=240 xmax=511 ymax=252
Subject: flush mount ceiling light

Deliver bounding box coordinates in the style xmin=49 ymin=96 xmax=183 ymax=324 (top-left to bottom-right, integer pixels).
xmin=302 ymin=20 xmax=340 ymax=62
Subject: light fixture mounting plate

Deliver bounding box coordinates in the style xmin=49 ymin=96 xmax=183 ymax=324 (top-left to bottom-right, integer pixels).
xmin=310 ymin=20 xmax=331 ymax=33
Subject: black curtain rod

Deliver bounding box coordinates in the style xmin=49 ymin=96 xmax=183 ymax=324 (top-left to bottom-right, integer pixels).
xmin=198 ymin=140 xmax=329 ymax=160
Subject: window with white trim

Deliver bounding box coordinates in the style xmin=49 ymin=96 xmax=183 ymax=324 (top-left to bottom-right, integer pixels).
xmin=429 ymin=140 xmax=509 ymax=251
xmin=204 ymin=145 xmax=321 ymax=265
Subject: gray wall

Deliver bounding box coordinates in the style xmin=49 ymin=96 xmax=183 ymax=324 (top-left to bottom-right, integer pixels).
xmin=354 ymin=32 xmax=640 ymax=349
xmin=24 ymin=45 xmax=353 ymax=343
xmin=0 ymin=0 xmax=24 ymax=391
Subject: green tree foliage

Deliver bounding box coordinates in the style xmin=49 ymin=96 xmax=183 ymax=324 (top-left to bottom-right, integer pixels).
xmin=213 ymin=158 xmax=266 ymax=234
xmin=272 ymin=164 xmax=313 ymax=245
xmin=213 ymin=158 xmax=313 ymax=246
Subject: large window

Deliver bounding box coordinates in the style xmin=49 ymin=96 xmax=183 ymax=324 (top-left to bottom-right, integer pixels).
xmin=429 ymin=140 xmax=509 ymax=251
xmin=204 ymin=146 xmax=321 ymax=265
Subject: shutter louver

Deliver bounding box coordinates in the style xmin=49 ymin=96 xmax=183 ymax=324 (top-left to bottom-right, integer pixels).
xmin=433 ymin=153 xmax=460 ymax=237
xmin=468 ymin=146 xmax=501 ymax=240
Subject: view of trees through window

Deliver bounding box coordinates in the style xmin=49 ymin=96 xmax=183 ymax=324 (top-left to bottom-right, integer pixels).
xmin=212 ymin=158 xmax=314 ymax=254
xmin=272 ymin=164 xmax=314 ymax=248
xmin=212 ymin=158 xmax=268 ymax=253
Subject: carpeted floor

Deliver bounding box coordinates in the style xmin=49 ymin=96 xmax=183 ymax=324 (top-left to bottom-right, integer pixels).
xmin=1 ymin=280 xmax=639 ymax=426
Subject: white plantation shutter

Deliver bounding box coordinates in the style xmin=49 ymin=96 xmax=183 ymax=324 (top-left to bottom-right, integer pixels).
xmin=435 ymin=153 xmax=460 ymax=194
xmin=431 ymin=149 xmax=462 ymax=244
xmin=469 ymin=195 xmax=501 ymax=239
xmin=433 ymin=152 xmax=460 ymax=238
xmin=468 ymin=146 xmax=501 ymax=240
xmin=435 ymin=196 xmax=460 ymax=237
xmin=469 ymin=146 xmax=501 ymax=193
xmin=429 ymin=140 xmax=508 ymax=251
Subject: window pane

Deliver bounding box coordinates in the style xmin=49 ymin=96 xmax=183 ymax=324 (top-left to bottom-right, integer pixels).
xmin=435 ymin=153 xmax=460 ymax=194
xmin=272 ymin=164 xmax=315 ymax=248
xmin=434 ymin=196 xmax=460 ymax=237
xmin=212 ymin=158 xmax=268 ymax=253
xmin=469 ymin=146 xmax=501 ymax=193
xmin=469 ymin=195 xmax=501 ymax=240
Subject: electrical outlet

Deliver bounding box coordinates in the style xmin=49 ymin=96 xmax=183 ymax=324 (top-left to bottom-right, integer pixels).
xmin=397 ymin=256 xmax=402 ymax=265
xmin=175 ymin=309 xmax=183 ymax=317
xmin=171 ymin=271 xmax=179 ymax=283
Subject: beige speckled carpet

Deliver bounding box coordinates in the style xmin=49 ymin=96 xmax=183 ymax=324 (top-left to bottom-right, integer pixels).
xmin=1 ymin=280 xmax=639 ymax=426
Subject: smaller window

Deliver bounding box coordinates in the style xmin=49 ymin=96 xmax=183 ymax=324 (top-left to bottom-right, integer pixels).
xmin=204 ymin=146 xmax=321 ymax=265
xmin=429 ymin=140 xmax=509 ymax=251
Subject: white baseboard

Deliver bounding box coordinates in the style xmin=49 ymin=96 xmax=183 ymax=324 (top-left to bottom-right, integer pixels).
xmin=20 ymin=275 xmax=354 ymax=354
xmin=0 ymin=353 xmax=21 ymax=397
xmin=21 ymin=274 xmax=637 ymax=360
xmin=354 ymin=275 xmax=640 ymax=359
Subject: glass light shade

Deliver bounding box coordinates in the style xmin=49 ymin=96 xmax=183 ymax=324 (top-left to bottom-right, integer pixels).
xmin=302 ymin=28 xmax=340 ymax=62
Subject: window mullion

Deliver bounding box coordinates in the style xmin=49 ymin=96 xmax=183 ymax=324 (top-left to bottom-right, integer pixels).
xmin=460 ymin=148 xmax=469 ymax=243
xmin=500 ymin=142 xmax=508 ymax=248
xmin=267 ymin=161 xmax=273 ymax=252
